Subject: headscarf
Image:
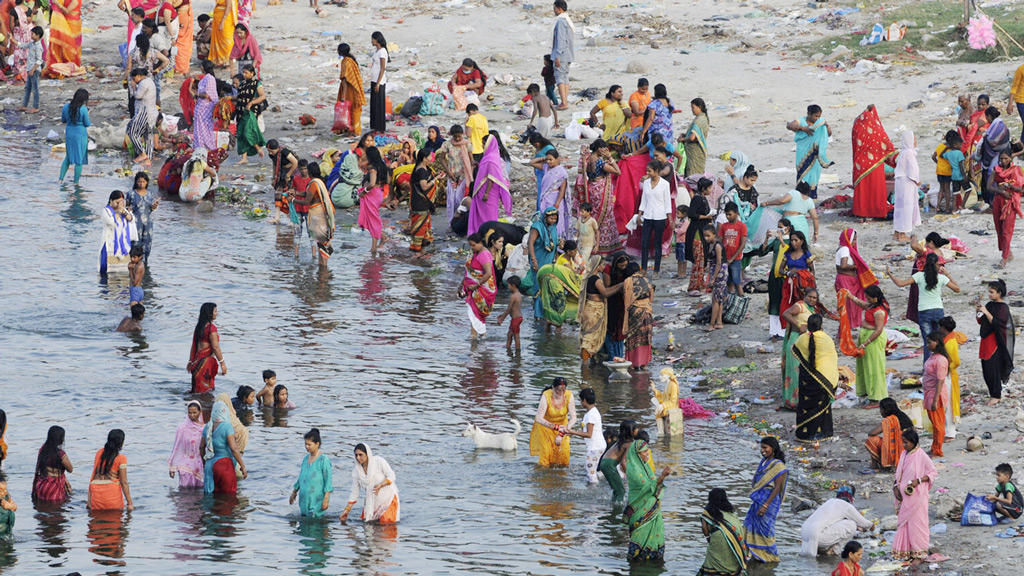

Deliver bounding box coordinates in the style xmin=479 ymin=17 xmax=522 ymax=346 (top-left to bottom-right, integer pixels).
xmin=205 ymin=401 xmax=232 ymax=459
xmin=472 ymin=136 xmax=513 ymax=209
xmin=216 ymin=392 xmax=249 ymax=454
xmin=727 ymin=150 xmax=751 ymax=181
xmin=838 ymin=228 xmax=877 ymax=288
xmin=423 ymin=126 xmax=446 ymax=154
xmin=229 ymin=23 xmax=262 ymax=69
xmin=835 ymin=485 xmax=854 ymax=504
xmin=851 ymin=105 xmax=895 ymax=187
xmin=533 ymin=207 xmax=559 ymax=252
xmin=351 ymin=443 xmax=401 ymax=522
xmin=895 ymin=130 xmax=919 ymax=183
xmin=320 ymin=147 xmax=339 ymax=178
xmin=168 ymin=401 xmax=205 ymax=476
xmin=982 ymin=118 xmax=1011 ymax=169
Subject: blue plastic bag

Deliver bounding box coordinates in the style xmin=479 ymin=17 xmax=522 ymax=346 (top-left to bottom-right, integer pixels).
xmin=961 ymin=492 xmax=998 ymax=526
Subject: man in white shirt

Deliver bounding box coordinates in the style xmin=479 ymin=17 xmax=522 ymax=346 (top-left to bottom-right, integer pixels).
xmin=800 ymin=485 xmax=874 ymax=556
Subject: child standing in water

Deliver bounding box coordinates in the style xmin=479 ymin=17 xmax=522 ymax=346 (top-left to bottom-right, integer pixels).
xmin=274 ymin=384 xmax=297 ymax=409
xmin=576 ymin=202 xmax=598 ymax=263
xmin=257 ymin=370 xmax=277 ymax=407
xmin=495 ymin=275 xmax=523 ymax=351
xmin=128 ymin=245 xmax=145 ymax=305
xmin=566 ymin=388 xmax=606 ymax=483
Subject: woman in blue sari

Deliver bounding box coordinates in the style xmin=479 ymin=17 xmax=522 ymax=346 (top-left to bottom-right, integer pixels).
xmin=201 ymin=401 xmax=248 ymax=495
xmin=744 ymin=436 xmax=788 ymax=563
xmin=788 ymin=104 xmax=834 ymax=199
xmin=522 ymin=208 xmax=561 ymax=318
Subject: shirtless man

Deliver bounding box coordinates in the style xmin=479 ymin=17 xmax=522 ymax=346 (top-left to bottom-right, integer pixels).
xmin=116 ymin=304 xmax=145 ymax=332
xmin=598 ymin=420 xmax=637 ymax=503
xmin=527 ymin=83 xmax=559 ymax=138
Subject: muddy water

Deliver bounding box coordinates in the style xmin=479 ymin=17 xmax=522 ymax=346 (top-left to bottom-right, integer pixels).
xmin=0 ymin=132 xmax=827 ymax=574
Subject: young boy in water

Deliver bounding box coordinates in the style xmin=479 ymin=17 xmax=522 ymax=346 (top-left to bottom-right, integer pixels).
xmin=117 ymin=304 xmax=146 ymax=332
xmin=566 ymin=388 xmax=606 ymax=483
xmin=256 ymin=370 xmax=277 ymax=407
xmin=128 ymin=244 xmax=145 ymax=305
xmin=576 ymin=202 xmax=598 ymax=263
xmin=495 ymin=275 xmax=523 ymax=352
xmin=987 ymin=463 xmax=1024 ymax=520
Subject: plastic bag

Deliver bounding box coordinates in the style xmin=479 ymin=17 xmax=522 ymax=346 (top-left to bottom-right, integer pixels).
xmin=504 ymin=244 xmax=530 ymax=285
xmin=452 ymin=86 xmax=468 ymax=111
xmin=961 ymin=493 xmax=997 ymax=526
xmin=401 ymin=96 xmax=423 ymax=118
xmin=465 ymin=91 xmax=481 ymax=108
xmin=565 ymin=121 xmax=583 ymax=140
xmin=332 ymin=100 xmax=353 ymax=133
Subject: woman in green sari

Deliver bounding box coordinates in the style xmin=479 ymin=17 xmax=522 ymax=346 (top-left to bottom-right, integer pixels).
xmin=682 ymin=98 xmax=710 ymax=176
xmin=698 ymin=488 xmax=748 ymax=576
xmin=235 ymin=64 xmax=267 ymax=164
xmin=536 ymin=252 xmax=582 ymax=329
xmin=623 ymin=439 xmax=672 ymax=562
xmin=522 ymin=208 xmax=561 ymax=319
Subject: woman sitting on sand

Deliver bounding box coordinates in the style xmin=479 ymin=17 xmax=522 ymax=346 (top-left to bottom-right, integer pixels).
xmin=864 ymin=398 xmax=913 ymax=472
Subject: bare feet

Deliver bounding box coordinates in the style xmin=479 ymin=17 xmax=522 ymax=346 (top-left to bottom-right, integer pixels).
xmin=987 ymin=398 xmax=1001 ymax=406
xmin=237 ymin=157 xmax=249 ymax=165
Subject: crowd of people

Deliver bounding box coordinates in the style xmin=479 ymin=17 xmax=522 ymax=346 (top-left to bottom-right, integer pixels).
xmin=1 ymin=0 xmax=1022 ymax=572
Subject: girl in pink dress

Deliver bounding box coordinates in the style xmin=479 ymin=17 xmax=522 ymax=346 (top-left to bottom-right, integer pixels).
xmin=358 ymin=147 xmax=389 ymax=254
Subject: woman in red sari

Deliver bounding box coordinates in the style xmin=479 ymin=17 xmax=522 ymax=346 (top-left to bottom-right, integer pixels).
xmin=851 ymin=105 xmax=895 ymax=219
xmin=32 ymin=426 xmax=73 ymax=503
xmin=991 ymin=151 xmax=1023 ymax=268
xmin=187 ymin=302 xmax=226 ymax=393
xmin=44 ymin=0 xmax=82 ymax=77
xmin=834 ymin=228 xmax=877 ymax=330
xmin=461 ymin=233 xmax=496 ymax=338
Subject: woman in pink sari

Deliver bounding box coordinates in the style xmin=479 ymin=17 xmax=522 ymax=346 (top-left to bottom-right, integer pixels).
xmin=358 ymin=147 xmax=389 ymax=254
xmin=834 ymin=228 xmax=877 ymax=330
xmin=461 ymin=232 xmax=496 ymax=338
xmin=467 ymin=135 xmax=512 ymax=237
xmin=168 ymin=401 xmax=204 ymax=487
xmin=575 ymin=141 xmax=622 ymax=255
xmin=892 ymin=429 xmax=937 ymax=562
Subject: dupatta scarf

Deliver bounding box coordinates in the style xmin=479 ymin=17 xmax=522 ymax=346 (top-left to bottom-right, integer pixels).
xmin=463 ymin=248 xmax=497 ymax=321
xmin=540 ymin=163 xmax=571 ymax=239
xmin=745 ymin=456 xmax=788 ymax=562
xmin=229 ymin=25 xmax=262 ymax=69
xmin=215 ymin=392 xmax=249 ymax=455
xmin=168 ymin=401 xmax=205 ymax=480
xmin=993 ymin=163 xmax=1024 ymax=219
xmin=980 ymin=118 xmax=1010 ymax=170
xmin=839 ymin=228 xmax=877 ymax=288
xmin=686 ymin=113 xmax=710 ymax=154
xmin=349 ymin=444 xmax=400 ymax=522
xmin=339 ymin=56 xmax=366 ymax=106
xmin=852 ymin=105 xmax=895 ymax=187
xmin=467 ymin=136 xmax=512 ymax=235
xmin=895 ymin=130 xmax=920 ymax=183
xmin=204 ymin=401 xmax=232 ymax=459
xmin=624 ymin=440 xmax=665 ymax=562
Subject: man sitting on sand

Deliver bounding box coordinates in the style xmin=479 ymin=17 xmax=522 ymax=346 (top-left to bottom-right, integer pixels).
xmin=116 ymin=303 xmax=145 ymax=332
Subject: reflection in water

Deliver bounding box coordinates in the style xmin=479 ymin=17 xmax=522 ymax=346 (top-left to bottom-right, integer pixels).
xmin=341 ymin=523 xmax=397 ymax=575
xmin=0 ymin=538 xmax=15 ymax=573
xmin=261 ymin=407 xmax=291 ymax=428
xmin=87 ymin=510 xmax=129 ymax=566
xmin=357 ymin=258 xmax=386 ymax=309
xmin=198 ymin=494 xmax=250 ymax=563
xmin=167 ymin=488 xmax=206 ymax=562
xmin=34 ymin=503 xmax=70 ymax=560
xmin=292 ymin=519 xmax=333 ymax=575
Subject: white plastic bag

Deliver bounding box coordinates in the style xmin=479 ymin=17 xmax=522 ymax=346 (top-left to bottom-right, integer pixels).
xmin=625 ymin=214 xmax=640 ymax=233
xmin=505 ymin=243 xmax=530 ymax=282
xmin=565 ymin=121 xmax=583 ymax=140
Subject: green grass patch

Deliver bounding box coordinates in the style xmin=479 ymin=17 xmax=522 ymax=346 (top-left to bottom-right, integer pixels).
xmin=798 ymin=0 xmax=1024 ymax=64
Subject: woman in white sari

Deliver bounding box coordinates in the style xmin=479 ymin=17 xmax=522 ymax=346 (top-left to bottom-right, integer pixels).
xmin=340 ymin=443 xmax=400 ymax=524
xmin=892 ymin=130 xmax=921 ymax=242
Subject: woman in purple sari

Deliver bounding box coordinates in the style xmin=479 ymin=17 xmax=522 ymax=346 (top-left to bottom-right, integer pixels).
xmin=467 ymin=135 xmax=512 ymax=237
xmin=192 ymin=60 xmax=219 ymax=151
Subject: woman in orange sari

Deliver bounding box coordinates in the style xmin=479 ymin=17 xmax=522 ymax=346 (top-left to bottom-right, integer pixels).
xmin=209 ymin=0 xmax=237 ymax=67
xmin=44 ymin=0 xmax=82 ymax=77
xmin=851 ymin=105 xmax=895 ymax=219
xmin=335 ymin=43 xmax=365 ymax=135
xmin=173 ymin=0 xmax=192 ymax=74
xmin=187 ymin=302 xmax=226 ymax=393
xmin=864 ymin=398 xmax=912 ymax=471
xmin=88 ymin=430 xmax=133 ymax=510
xmin=529 ymin=377 xmax=577 ymax=467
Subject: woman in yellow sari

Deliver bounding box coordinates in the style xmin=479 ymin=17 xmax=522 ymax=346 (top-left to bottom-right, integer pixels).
xmin=45 ymin=0 xmax=82 ymax=77
xmin=938 ymin=316 xmax=965 ymax=429
xmin=335 ymin=43 xmax=365 ymax=135
xmin=209 ymin=0 xmax=238 ymax=67
xmin=529 ymin=377 xmax=577 ymax=467
xmin=589 ymin=85 xmax=631 ymax=141
xmin=793 ymin=314 xmax=838 ymax=442
xmin=578 ymin=256 xmax=622 ymax=362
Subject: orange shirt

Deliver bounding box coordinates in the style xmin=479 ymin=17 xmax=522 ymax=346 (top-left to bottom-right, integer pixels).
xmin=628 ymin=90 xmax=651 ymax=129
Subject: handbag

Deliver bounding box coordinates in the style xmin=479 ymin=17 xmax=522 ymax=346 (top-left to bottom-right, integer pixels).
xmin=722 ymin=294 xmax=750 ymax=325
xmin=332 ymin=100 xmax=353 ymax=133
xmin=421 ymin=91 xmax=445 ymax=115
xmin=961 ymin=493 xmax=998 ymax=526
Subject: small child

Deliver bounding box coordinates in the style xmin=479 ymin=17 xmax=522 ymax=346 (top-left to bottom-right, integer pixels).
xmin=674 ymin=205 xmax=688 ymax=278
xmin=718 ymin=202 xmax=747 ymax=297
xmin=0 ymin=479 xmax=17 ymax=535
xmin=541 ymin=54 xmax=559 ymax=107
xmin=987 ymin=463 xmax=1023 ymax=520
xmin=941 ymin=132 xmax=967 ymax=212
xmin=465 ymin=104 xmax=489 ymax=161
xmin=526 ymin=83 xmax=558 ymax=138
xmin=576 ymin=202 xmax=598 ymax=263
xmin=704 ymin=225 xmax=726 ymax=330
xmin=495 ymin=275 xmax=524 ymax=351
xmin=196 ymin=14 xmax=213 ymax=61
xmin=128 ymin=244 xmax=145 ymax=305
xmin=18 ymin=26 xmax=44 ymax=114
xmin=273 ymin=384 xmax=296 ymax=409
xmin=116 ymin=303 xmax=146 ymax=332
xmin=932 ymin=130 xmax=957 ymax=214
xmin=566 ymin=388 xmax=607 ymax=483
xmin=233 ymin=385 xmax=256 ymax=412
xmin=257 ymin=370 xmax=277 ymax=407
xmin=557 ymin=240 xmax=586 ymax=277
xmin=291 ymin=160 xmax=311 ymax=256
xmin=292 ymin=159 xmax=311 ymax=193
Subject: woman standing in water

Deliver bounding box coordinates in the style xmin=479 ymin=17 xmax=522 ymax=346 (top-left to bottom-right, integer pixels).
xmin=59 ymin=88 xmax=90 ymax=184
xmin=340 ymin=443 xmax=399 ymax=524
xmin=529 ymin=377 xmax=577 ymax=467
xmin=201 ymin=400 xmax=247 ymax=494
xmin=696 ymin=488 xmax=748 ymax=576
xmin=623 ymin=438 xmax=672 ymax=562
xmin=168 ymin=401 xmax=204 ymax=488
xmin=291 ymin=428 xmax=332 ymax=518
xmin=32 ymin=425 xmax=73 ymax=503
xmin=88 ymin=429 xmax=133 ymax=510
xmin=99 ymin=190 xmax=135 ymax=275
xmin=744 ymin=437 xmax=788 ymax=563
xmin=187 ymin=302 xmax=226 ymax=394
xmin=461 ymin=232 xmax=496 ymax=339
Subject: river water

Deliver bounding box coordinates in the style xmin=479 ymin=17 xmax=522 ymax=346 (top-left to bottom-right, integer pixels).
xmin=0 ymin=131 xmax=829 ymax=575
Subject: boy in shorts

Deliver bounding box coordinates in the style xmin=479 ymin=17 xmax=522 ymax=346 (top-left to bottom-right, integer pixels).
xmin=718 ymin=202 xmax=747 ymax=297
xmin=495 ymin=275 xmax=523 ymax=352
xmin=128 ymin=245 xmax=145 ymax=305
xmin=987 ymin=463 xmax=1023 ymax=520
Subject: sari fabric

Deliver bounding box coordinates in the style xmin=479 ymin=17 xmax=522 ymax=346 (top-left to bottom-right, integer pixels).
xmin=782 ymin=302 xmax=811 ymax=409
xmin=235 ymin=78 xmax=266 ymax=158
xmin=576 ymin=148 xmax=622 ymax=255
xmin=625 ymin=441 xmax=665 ymax=562
xmin=623 ymin=275 xmax=654 ymax=368
xmin=168 ymin=404 xmax=205 ymax=487
xmin=209 ymin=0 xmax=238 ymax=67
xmin=188 ymin=323 xmax=218 ymax=393
xmin=697 ymin=509 xmax=748 ymax=576
xmin=865 ymin=415 xmax=902 ymax=470
xmin=522 ymin=213 xmax=558 ymax=299
xmin=538 ymin=164 xmax=572 ymax=239
xmin=684 ymin=113 xmax=710 ymax=176
xmin=294 ymin=453 xmax=333 ymax=518
xmin=174 ymin=2 xmax=193 ymax=74
xmin=598 ymin=98 xmax=627 ymax=140
xmin=45 ymin=0 xmax=83 ymax=77
xmin=467 ymin=137 xmax=512 ymax=236
xmin=794 ymin=331 xmax=839 ymax=441
xmin=336 ymin=56 xmax=365 ymax=134
xmin=0 ymin=495 xmax=12 ymax=535
xmin=855 ymin=304 xmax=889 ymax=401
xmin=537 ymin=257 xmax=581 ymax=327
xmin=348 ymin=445 xmax=400 ymax=523
xmin=979 ymin=301 xmax=1015 ymax=399
xmin=192 ymin=74 xmax=218 ymax=151
xmin=228 ymin=23 xmax=261 ymax=72
xmin=32 ymin=448 xmax=72 ymax=503
xmin=893 ymin=448 xmax=937 ymax=560
xmin=893 ymin=131 xmax=921 ymax=235
xmin=795 ymin=116 xmax=832 ymax=198
xmin=202 ymin=402 xmax=237 ymax=494
xmin=647 ymin=98 xmax=674 ymax=141
xmin=851 ymin=106 xmax=895 ymax=218
xmin=944 ymin=334 xmax=962 ymax=422
xmin=329 ymin=151 xmax=363 ymax=208
xmin=613 ymin=154 xmax=650 ymax=234
xmin=991 ymin=163 xmax=1024 ymax=260
xmin=306 ymin=179 xmax=336 ymax=258
xmin=100 ymin=205 xmax=133 ymax=274
xmin=744 ymin=457 xmax=788 ymax=563
xmin=88 ymin=450 xmax=127 ymax=510
xmin=529 ymin=389 xmax=573 ymax=467
xmin=463 ymin=249 xmax=497 ymax=334
xmin=578 ymin=280 xmax=607 ymax=359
